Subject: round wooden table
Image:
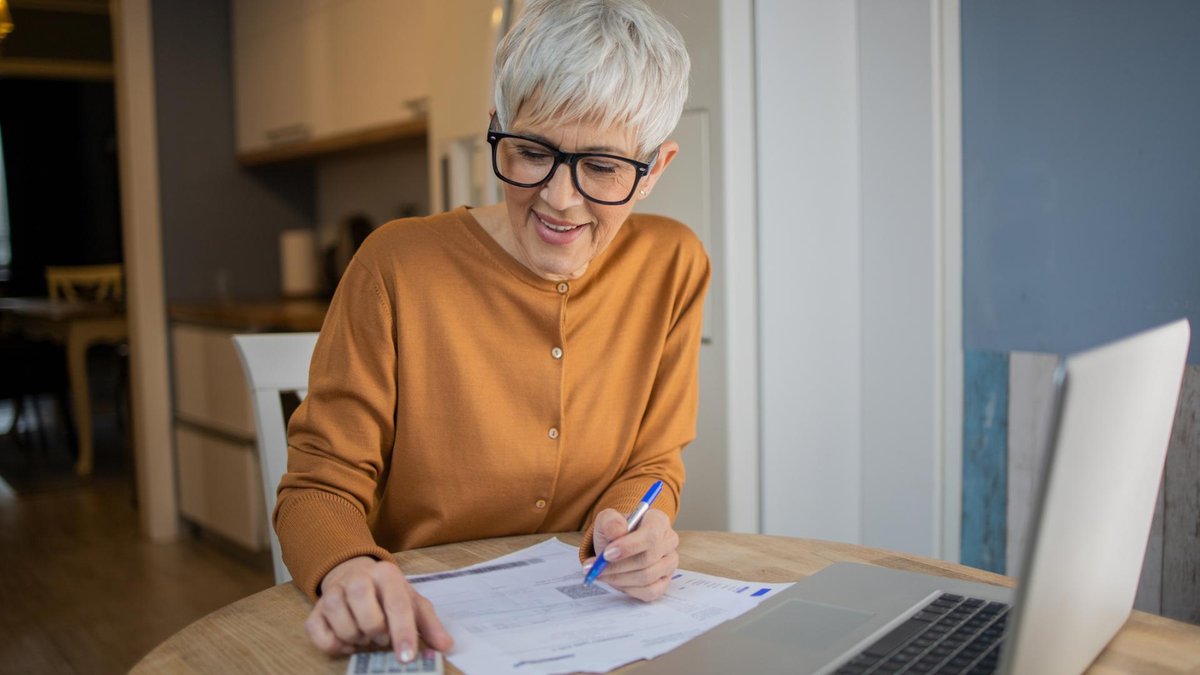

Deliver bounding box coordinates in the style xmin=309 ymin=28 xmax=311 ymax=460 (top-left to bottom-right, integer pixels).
xmin=131 ymin=532 xmax=1200 ymax=674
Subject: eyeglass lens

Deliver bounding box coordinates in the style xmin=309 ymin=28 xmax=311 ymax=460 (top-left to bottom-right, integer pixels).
xmin=493 ymin=137 xmax=641 ymax=204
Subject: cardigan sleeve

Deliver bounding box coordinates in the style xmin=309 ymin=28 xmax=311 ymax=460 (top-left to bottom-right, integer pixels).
xmin=274 ymin=254 xmax=398 ymax=601
xmin=579 ymin=236 xmax=712 ymax=559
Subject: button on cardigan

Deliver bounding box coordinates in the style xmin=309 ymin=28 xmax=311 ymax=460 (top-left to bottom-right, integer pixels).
xmin=276 ymin=206 xmax=711 ymax=600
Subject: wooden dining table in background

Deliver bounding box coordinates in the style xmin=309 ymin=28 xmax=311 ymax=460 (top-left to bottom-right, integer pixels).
xmin=0 ymin=297 xmax=129 ymax=475
xmin=130 ymin=531 xmax=1200 ymax=674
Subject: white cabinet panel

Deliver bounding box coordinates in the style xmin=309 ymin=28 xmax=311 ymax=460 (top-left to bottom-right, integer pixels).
xmin=233 ymin=1 xmax=318 ymax=152
xmin=171 ymin=324 xmax=255 ymax=438
xmin=234 ymin=0 xmax=429 ymax=154
xmin=172 ymin=324 xmax=268 ymax=552
xmin=176 ymin=427 xmax=268 ymax=551
xmin=318 ymin=0 xmax=428 ymax=138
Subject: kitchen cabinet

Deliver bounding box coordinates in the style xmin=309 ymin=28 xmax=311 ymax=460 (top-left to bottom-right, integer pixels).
xmin=233 ymin=0 xmax=318 ymax=154
xmin=172 ymin=324 xmax=256 ymax=438
xmin=233 ymin=0 xmax=430 ymax=160
xmin=169 ymin=302 xmax=328 ymax=551
xmin=171 ymin=323 xmax=267 ymax=550
xmin=175 ymin=426 xmax=266 ymax=551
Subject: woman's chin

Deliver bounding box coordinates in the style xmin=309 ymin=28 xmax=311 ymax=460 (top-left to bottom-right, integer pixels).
xmin=535 ymin=261 xmax=587 ymax=281
xmin=525 ymin=248 xmax=589 ymax=281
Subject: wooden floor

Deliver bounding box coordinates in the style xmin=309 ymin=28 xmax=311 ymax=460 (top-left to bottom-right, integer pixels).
xmin=0 ymin=399 xmax=274 ymax=675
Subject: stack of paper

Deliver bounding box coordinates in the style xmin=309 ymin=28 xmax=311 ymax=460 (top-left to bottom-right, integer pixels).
xmin=406 ymin=538 xmax=792 ymax=674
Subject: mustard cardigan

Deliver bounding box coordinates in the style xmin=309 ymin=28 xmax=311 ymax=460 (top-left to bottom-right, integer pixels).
xmin=277 ymin=207 xmax=710 ymax=599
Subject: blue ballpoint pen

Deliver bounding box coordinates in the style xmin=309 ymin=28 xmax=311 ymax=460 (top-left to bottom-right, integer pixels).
xmin=583 ymin=480 xmax=665 ymax=586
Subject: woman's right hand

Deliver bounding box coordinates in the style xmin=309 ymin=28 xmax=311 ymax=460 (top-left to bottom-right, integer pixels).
xmin=306 ymin=556 xmax=454 ymax=662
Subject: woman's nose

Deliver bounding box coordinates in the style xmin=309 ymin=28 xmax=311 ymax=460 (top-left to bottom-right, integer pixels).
xmin=540 ymin=163 xmax=584 ymax=210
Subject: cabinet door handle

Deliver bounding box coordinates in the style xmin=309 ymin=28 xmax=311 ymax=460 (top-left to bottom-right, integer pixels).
xmin=403 ymin=97 xmax=429 ymax=118
xmin=265 ymin=123 xmax=311 ymax=145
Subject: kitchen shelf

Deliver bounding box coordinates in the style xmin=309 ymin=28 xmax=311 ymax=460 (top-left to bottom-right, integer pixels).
xmin=235 ymin=116 xmax=427 ymax=167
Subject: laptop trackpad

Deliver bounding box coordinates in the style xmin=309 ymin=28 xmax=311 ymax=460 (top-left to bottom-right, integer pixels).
xmin=736 ymin=599 xmax=874 ymax=650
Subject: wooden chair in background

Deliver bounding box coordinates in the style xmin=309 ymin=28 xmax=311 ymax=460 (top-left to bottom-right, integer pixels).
xmin=43 ymin=263 xmax=129 ymax=474
xmin=45 ymin=264 xmax=124 ymax=302
xmin=232 ymin=332 xmax=319 ymax=584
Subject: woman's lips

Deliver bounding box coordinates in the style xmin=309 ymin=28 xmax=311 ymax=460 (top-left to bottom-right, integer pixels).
xmin=533 ymin=211 xmax=588 ymax=246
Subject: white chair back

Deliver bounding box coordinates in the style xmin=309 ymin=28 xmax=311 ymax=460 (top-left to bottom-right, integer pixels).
xmin=232 ymin=332 xmax=319 ymax=584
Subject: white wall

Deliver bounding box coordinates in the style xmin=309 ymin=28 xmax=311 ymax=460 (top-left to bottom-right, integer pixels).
xmin=758 ymin=0 xmax=864 ymax=542
xmin=758 ymin=0 xmax=961 ymax=557
xmin=859 ymin=1 xmax=939 ymax=555
xmin=716 ymin=0 xmax=762 ymax=533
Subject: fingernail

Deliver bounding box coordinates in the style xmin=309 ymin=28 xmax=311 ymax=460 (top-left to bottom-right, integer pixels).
xmin=399 ymin=643 xmax=415 ymax=662
xmin=373 ymin=634 xmax=389 ymax=647
xmin=604 ymin=547 xmax=621 ymax=561
xmin=582 ymin=563 xmax=593 ymax=573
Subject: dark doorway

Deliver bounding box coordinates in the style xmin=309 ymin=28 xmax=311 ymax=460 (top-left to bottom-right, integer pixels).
xmin=0 ymin=77 xmax=122 ymax=297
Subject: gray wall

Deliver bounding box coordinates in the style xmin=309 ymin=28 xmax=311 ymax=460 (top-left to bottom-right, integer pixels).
xmin=963 ymin=0 xmax=1200 ymax=362
xmin=315 ymin=139 xmax=428 ymax=242
xmin=153 ymin=0 xmax=313 ymax=303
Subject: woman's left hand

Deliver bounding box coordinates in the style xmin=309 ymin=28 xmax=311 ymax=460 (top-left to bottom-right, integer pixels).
xmin=586 ymin=508 xmax=679 ymax=601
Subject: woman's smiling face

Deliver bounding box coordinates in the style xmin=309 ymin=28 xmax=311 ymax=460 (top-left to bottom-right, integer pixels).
xmin=497 ymin=109 xmax=677 ymax=281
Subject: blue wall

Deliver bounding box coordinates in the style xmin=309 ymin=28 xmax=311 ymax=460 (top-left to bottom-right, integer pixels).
xmin=154 ymin=0 xmax=315 ymax=303
xmin=962 ymin=0 xmax=1200 ymax=362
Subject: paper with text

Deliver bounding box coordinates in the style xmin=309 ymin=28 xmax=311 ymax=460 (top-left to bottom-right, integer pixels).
xmin=408 ymin=538 xmax=791 ymax=674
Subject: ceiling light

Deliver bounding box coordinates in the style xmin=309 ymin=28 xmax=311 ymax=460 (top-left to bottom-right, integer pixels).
xmin=0 ymin=0 xmax=12 ymax=42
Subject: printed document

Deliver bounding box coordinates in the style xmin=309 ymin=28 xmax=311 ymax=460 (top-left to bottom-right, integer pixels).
xmin=407 ymin=538 xmax=791 ymax=674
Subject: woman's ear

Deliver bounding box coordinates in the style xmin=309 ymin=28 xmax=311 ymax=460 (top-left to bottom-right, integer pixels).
xmin=639 ymin=140 xmax=679 ymax=198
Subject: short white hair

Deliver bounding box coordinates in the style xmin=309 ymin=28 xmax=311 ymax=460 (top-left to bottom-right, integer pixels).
xmin=493 ymin=0 xmax=690 ymax=160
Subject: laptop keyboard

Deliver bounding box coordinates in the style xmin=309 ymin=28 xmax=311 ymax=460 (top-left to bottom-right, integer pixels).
xmin=833 ymin=592 xmax=1010 ymax=675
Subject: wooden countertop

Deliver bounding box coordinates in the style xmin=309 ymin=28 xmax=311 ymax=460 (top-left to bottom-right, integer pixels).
xmin=169 ymin=299 xmax=328 ymax=332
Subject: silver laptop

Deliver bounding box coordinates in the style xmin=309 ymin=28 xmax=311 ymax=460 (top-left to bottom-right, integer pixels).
xmin=643 ymin=318 xmax=1190 ymax=675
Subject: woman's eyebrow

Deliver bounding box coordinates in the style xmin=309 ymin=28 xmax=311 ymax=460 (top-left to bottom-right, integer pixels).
xmin=510 ymin=129 xmax=624 ymax=155
xmin=580 ymin=145 xmax=624 ymax=154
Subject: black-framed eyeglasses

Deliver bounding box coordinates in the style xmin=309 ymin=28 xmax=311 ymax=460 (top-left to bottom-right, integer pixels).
xmin=486 ymin=118 xmax=657 ymax=206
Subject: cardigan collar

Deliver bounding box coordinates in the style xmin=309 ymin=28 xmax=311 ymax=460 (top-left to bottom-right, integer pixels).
xmin=456 ymin=205 xmax=632 ymax=294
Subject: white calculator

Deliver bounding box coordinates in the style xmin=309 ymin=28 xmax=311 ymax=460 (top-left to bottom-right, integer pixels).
xmin=346 ymin=649 xmax=444 ymax=674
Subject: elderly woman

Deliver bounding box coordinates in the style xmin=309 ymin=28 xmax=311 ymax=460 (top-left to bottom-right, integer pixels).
xmin=276 ymin=0 xmax=708 ymax=663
